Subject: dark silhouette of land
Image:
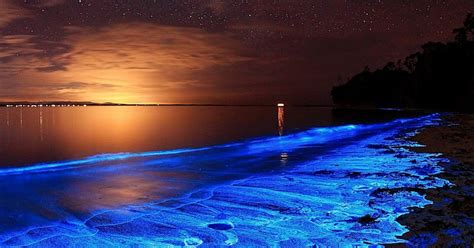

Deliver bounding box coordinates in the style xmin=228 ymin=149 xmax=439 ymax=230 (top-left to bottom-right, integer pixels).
xmin=0 ymin=101 xmax=153 ymax=107
xmin=332 ymin=13 xmax=474 ymax=112
xmin=0 ymin=102 xmax=280 ymax=107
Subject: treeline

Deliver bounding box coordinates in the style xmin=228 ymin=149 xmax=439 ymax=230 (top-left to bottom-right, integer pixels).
xmin=332 ymin=13 xmax=474 ymax=112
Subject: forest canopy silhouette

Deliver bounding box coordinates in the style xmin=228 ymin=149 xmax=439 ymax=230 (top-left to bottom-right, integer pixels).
xmin=332 ymin=13 xmax=474 ymax=112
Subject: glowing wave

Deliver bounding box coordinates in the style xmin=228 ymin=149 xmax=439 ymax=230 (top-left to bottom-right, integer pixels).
xmin=0 ymin=114 xmax=437 ymax=176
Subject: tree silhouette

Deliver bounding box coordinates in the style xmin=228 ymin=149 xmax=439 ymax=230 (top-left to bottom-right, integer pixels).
xmin=332 ymin=13 xmax=474 ymax=112
xmin=454 ymin=13 xmax=474 ymax=43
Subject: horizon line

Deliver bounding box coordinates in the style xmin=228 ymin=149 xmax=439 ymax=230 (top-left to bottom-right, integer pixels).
xmin=0 ymin=101 xmax=334 ymax=107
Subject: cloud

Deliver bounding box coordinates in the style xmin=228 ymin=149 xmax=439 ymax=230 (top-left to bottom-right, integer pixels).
xmin=37 ymin=0 xmax=65 ymax=7
xmin=65 ymin=23 xmax=250 ymax=70
xmin=0 ymin=35 xmax=58 ymax=75
xmin=207 ymin=0 xmax=226 ymax=14
xmin=0 ymin=76 xmax=120 ymax=101
xmin=0 ymin=22 xmax=254 ymax=103
xmin=0 ymin=1 xmax=26 ymax=27
xmin=36 ymin=63 xmax=68 ymax=72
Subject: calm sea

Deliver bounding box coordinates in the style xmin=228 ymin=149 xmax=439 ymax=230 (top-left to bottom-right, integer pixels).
xmin=0 ymin=106 xmax=421 ymax=167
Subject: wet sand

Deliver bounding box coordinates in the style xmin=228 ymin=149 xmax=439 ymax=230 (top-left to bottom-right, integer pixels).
xmin=394 ymin=114 xmax=474 ymax=246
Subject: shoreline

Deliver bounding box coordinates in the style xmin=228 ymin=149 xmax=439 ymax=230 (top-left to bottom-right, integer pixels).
xmin=395 ymin=114 xmax=474 ymax=246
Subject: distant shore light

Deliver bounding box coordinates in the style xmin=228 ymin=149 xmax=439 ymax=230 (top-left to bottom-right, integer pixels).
xmin=277 ymin=103 xmax=285 ymax=107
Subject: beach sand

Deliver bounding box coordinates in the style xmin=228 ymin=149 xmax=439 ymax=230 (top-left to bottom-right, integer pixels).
xmin=393 ymin=114 xmax=474 ymax=246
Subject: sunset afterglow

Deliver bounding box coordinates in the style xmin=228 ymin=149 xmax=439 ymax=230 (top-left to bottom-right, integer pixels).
xmin=1 ymin=0 xmax=472 ymax=104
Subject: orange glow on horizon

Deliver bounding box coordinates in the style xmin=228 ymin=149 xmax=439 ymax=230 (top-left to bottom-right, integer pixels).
xmin=1 ymin=23 xmax=251 ymax=104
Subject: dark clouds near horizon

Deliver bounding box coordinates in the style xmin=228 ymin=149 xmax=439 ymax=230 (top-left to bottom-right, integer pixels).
xmin=0 ymin=0 xmax=473 ymax=104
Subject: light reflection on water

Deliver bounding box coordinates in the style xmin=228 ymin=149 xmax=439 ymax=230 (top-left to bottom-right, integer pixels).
xmin=278 ymin=106 xmax=285 ymax=136
xmin=0 ymin=106 xmax=324 ymax=167
xmin=0 ymin=106 xmax=422 ymax=168
xmin=59 ymin=171 xmax=200 ymax=213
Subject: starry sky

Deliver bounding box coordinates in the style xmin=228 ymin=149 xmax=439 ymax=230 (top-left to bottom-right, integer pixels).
xmin=0 ymin=0 xmax=473 ymax=104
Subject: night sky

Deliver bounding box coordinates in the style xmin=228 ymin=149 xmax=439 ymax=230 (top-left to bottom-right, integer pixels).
xmin=0 ymin=0 xmax=473 ymax=104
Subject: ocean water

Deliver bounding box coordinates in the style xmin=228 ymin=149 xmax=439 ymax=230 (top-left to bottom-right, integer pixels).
xmin=0 ymin=106 xmax=420 ymax=167
xmin=0 ymin=107 xmax=448 ymax=246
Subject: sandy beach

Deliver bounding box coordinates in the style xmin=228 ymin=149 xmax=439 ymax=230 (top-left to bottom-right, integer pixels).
xmin=394 ymin=114 xmax=474 ymax=246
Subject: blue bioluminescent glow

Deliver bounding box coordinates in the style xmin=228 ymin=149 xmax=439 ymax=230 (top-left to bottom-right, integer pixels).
xmin=0 ymin=114 xmax=451 ymax=247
